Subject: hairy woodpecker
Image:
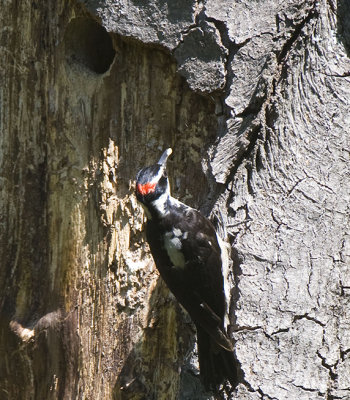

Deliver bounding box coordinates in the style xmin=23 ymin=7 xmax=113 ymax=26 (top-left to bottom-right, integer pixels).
xmin=135 ymin=148 xmax=237 ymax=391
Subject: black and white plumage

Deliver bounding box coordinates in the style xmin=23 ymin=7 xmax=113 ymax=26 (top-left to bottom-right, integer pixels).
xmin=136 ymin=148 xmax=237 ymax=391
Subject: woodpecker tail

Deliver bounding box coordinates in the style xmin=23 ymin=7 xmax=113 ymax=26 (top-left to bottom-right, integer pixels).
xmin=196 ymin=326 xmax=238 ymax=392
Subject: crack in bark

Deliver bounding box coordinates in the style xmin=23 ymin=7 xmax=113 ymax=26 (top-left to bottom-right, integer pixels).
xmin=204 ymin=12 xmax=252 ymax=138
xmin=257 ymin=387 xmax=278 ymax=400
xmin=323 ymin=70 xmax=350 ymax=78
xmin=293 ymin=313 xmax=326 ymax=327
xmin=303 ymin=170 xmax=336 ymax=194
xmin=339 ymin=281 xmax=350 ymax=296
xmin=317 ymin=350 xmax=338 ymax=381
xmin=251 ymin=253 xmax=276 ymax=265
xmin=233 ymin=325 xmax=263 ymax=333
xmin=276 ymin=1 xmax=319 ymax=64
xmin=270 ymin=209 xmax=287 ymax=231
xmin=267 ymin=312 xmax=326 ymax=336
xmin=171 ymin=24 xmax=199 ymax=53
xmin=217 ymin=1 xmax=321 ymax=190
xmin=307 ymin=252 xmax=315 ymax=299
xmin=270 ymin=327 xmax=290 ymax=336
xmin=286 ymin=177 xmax=308 ymax=196
xmin=292 ymin=383 xmax=324 ymax=394
xmin=340 ymin=348 xmax=350 ymax=361
xmin=294 ymin=188 xmax=323 ymax=206
xmin=204 ymin=13 xmax=251 ymax=85
xmin=221 ymin=123 xmax=263 ymax=190
xmin=240 ymin=378 xmax=277 ymax=400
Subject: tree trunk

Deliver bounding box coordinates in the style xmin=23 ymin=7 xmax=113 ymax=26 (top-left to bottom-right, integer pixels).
xmin=0 ymin=0 xmax=349 ymax=399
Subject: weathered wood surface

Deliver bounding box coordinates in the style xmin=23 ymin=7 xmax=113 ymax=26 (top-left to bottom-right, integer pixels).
xmin=0 ymin=0 xmax=349 ymax=399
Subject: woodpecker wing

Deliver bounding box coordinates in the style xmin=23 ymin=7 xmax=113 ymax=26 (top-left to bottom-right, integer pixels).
xmin=179 ymin=208 xmax=226 ymax=317
xmin=146 ymin=202 xmax=231 ymax=350
xmin=174 ymin=206 xmax=232 ymax=350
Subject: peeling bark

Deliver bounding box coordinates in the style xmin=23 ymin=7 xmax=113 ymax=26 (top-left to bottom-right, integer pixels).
xmin=1 ymin=0 xmax=349 ymax=399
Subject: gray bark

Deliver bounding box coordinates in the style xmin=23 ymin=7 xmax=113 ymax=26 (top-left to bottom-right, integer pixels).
xmin=0 ymin=0 xmax=349 ymax=399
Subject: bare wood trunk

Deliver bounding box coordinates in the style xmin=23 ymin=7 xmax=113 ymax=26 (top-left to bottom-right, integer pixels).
xmin=1 ymin=1 xmax=349 ymax=399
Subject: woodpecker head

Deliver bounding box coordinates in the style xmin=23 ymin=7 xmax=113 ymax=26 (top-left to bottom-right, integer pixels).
xmin=136 ymin=148 xmax=172 ymax=211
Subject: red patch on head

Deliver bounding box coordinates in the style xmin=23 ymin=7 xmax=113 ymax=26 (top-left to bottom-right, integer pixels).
xmin=137 ymin=182 xmax=156 ymax=196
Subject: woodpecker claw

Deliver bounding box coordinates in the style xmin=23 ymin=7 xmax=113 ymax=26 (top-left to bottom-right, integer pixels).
xmin=158 ymin=148 xmax=172 ymax=166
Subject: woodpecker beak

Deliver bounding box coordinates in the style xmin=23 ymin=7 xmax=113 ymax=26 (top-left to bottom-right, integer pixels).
xmin=157 ymin=148 xmax=172 ymax=167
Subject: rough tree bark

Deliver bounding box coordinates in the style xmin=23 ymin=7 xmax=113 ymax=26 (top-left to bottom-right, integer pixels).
xmin=0 ymin=0 xmax=349 ymax=399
